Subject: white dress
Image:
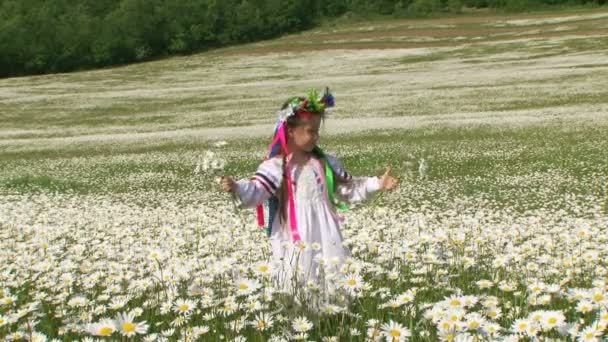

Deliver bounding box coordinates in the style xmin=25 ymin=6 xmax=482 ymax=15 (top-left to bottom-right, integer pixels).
xmin=235 ymin=154 xmax=381 ymax=291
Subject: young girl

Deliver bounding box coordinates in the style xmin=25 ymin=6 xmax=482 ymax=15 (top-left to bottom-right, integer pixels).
xmin=220 ymin=89 xmax=397 ymax=291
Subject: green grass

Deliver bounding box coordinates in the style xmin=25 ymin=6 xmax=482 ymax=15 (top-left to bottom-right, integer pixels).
xmin=1 ymin=122 xmax=606 ymax=216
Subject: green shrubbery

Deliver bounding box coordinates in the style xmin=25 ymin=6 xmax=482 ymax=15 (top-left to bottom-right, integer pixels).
xmin=0 ymin=0 xmax=605 ymax=77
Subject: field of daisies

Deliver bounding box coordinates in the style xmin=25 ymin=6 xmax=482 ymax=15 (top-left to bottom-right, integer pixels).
xmin=2 ymin=8 xmax=608 ymax=342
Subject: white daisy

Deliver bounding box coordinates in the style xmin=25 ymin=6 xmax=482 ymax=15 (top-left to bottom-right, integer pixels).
xmin=114 ymin=311 xmax=148 ymax=337
xmin=250 ymin=312 xmax=274 ymax=331
xmin=173 ymin=298 xmax=196 ymax=315
xmin=86 ymin=319 xmax=116 ymax=337
xmin=292 ymin=316 xmax=313 ymax=333
xmin=380 ymin=320 xmax=411 ymax=341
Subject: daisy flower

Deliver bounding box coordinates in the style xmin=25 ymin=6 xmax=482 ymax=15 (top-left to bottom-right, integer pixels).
xmin=235 ymin=278 xmax=261 ymax=296
xmin=173 ymin=298 xmax=196 ymax=315
xmin=367 ymin=326 xmax=382 ymax=341
xmin=540 ymin=310 xmax=565 ymax=331
xmin=476 ymin=279 xmax=493 ymax=289
xmin=483 ymin=322 xmax=501 ymax=337
xmin=250 ymin=312 xmax=274 ymax=331
xmin=67 ymin=296 xmax=88 ymax=308
xmin=341 ymin=273 xmax=364 ymax=292
xmin=253 ymin=262 xmax=273 ymax=277
xmin=86 ymin=319 xmax=116 ymax=337
xmin=590 ymin=291 xmax=606 ymax=304
xmin=576 ymin=300 xmax=595 ymax=314
xmin=577 ymin=326 xmax=600 ymax=342
xmin=512 ymin=318 xmax=533 ymax=334
xmin=328 ymin=304 xmax=347 ymax=316
xmin=446 ymin=295 xmax=464 ymax=308
xmin=114 ymin=311 xmax=148 ymax=337
xmin=1 ymin=295 xmax=16 ymax=306
xmin=380 ymin=320 xmax=411 ymax=341
xmin=464 ymin=313 xmax=486 ymax=331
xmin=397 ymin=290 xmax=415 ymax=304
xmin=292 ymin=316 xmax=313 ymax=333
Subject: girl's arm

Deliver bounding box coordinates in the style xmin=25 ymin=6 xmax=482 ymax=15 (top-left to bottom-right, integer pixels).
xmin=334 ymin=166 xmax=397 ymax=204
xmin=230 ymin=158 xmax=283 ymax=208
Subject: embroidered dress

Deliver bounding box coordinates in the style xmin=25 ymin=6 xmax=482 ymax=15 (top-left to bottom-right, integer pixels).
xmin=235 ymin=154 xmax=380 ymax=290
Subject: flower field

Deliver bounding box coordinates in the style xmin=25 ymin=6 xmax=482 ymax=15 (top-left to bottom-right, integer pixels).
xmin=1 ymin=9 xmax=608 ymax=342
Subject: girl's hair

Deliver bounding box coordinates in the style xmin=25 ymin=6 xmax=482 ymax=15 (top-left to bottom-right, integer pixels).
xmin=276 ymin=98 xmax=326 ymax=228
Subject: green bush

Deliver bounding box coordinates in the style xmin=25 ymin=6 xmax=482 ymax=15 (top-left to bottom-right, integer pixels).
xmin=408 ymin=0 xmax=443 ymax=14
xmin=0 ymin=0 xmax=605 ymax=77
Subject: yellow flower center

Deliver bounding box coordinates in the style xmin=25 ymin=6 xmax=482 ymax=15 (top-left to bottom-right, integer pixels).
xmin=390 ymin=329 xmax=401 ymax=337
xmin=347 ymin=279 xmax=357 ymax=286
xmin=446 ymin=333 xmax=455 ymax=341
xmin=259 ymin=265 xmax=269 ymax=272
xmin=122 ymin=322 xmax=136 ymax=333
xmin=518 ymin=323 xmax=527 ymax=330
xmin=450 ymin=299 xmax=461 ymax=306
xmin=548 ymin=317 xmax=557 ymax=325
xmin=239 ymin=283 xmax=249 ymax=290
xmin=593 ymin=294 xmax=604 ymax=301
xmin=441 ymin=322 xmax=451 ymax=329
xmin=258 ymin=321 xmax=266 ymax=329
xmin=469 ymin=321 xmax=479 ymax=329
xmin=99 ymin=327 xmax=114 ymax=336
xmin=179 ymin=304 xmax=189 ymax=312
xmin=489 ymin=311 xmax=497 ymax=317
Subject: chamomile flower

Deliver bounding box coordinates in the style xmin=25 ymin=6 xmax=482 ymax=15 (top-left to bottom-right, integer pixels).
xmin=250 ymin=312 xmax=274 ymax=331
xmin=576 ymin=300 xmax=595 ymax=314
xmin=540 ymin=310 xmax=565 ymax=331
xmin=86 ymin=319 xmax=116 ymax=337
xmin=114 ymin=311 xmax=148 ymax=337
xmin=380 ymin=320 xmax=411 ymax=341
xmin=173 ymin=298 xmax=196 ymax=315
xmin=476 ymin=279 xmax=493 ymax=289
xmin=235 ymin=278 xmax=260 ymax=296
xmin=577 ymin=326 xmax=600 ymax=342
xmin=512 ymin=318 xmax=533 ymax=334
xmin=341 ymin=273 xmax=364 ymax=292
xmin=253 ymin=261 xmax=274 ymax=277
xmin=292 ymin=316 xmax=313 ymax=333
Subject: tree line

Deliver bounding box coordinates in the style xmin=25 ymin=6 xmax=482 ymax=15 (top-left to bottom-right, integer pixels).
xmin=0 ymin=0 xmax=605 ymax=77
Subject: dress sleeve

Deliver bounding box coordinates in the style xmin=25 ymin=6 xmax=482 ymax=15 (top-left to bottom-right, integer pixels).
xmin=234 ymin=157 xmax=283 ymax=208
xmin=335 ymin=176 xmax=381 ymax=204
xmin=325 ymin=153 xmax=382 ymax=204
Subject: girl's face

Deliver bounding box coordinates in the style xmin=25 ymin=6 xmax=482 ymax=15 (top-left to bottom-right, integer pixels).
xmin=288 ymin=115 xmax=321 ymax=153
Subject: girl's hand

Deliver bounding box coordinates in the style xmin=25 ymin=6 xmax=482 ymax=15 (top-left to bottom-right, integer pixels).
xmin=380 ymin=167 xmax=398 ymax=191
xmin=218 ymin=176 xmax=236 ymax=192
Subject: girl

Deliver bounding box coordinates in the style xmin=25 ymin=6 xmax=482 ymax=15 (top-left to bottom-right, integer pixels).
xmin=220 ymin=89 xmax=397 ymax=291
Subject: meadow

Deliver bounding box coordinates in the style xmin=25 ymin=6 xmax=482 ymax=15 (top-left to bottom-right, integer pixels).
xmin=1 ymin=8 xmax=608 ymax=342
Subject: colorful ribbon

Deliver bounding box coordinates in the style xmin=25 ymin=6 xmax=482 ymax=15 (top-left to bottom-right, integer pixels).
xmin=256 ymin=122 xmax=300 ymax=241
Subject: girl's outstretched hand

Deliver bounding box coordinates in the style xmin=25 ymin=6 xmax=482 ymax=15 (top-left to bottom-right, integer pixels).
xmin=380 ymin=167 xmax=398 ymax=191
xmin=218 ymin=176 xmax=236 ymax=192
